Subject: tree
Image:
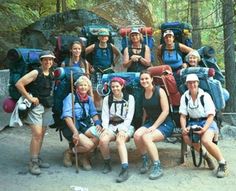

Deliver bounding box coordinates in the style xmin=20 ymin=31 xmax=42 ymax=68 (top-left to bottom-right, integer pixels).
xmin=222 ymin=0 xmax=236 ymax=112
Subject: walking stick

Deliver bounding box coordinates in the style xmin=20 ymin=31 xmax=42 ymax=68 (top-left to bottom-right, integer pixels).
xmin=71 ymin=70 xmax=79 ymax=173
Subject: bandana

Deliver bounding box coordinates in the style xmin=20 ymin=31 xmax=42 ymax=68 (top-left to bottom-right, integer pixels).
xmin=110 ymin=77 xmax=126 ymax=86
xmin=76 ymin=91 xmax=89 ymax=103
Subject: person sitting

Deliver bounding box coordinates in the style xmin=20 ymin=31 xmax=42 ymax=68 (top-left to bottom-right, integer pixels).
xmin=179 ymin=73 xmax=228 ymax=178
xmin=90 ymin=77 xmax=135 ymax=183
xmin=123 ymin=28 xmax=152 ymax=72
xmin=85 ymin=28 xmax=121 ymax=110
xmin=61 ymin=75 xmax=102 ymax=170
xmin=157 ymin=29 xmax=193 ymax=72
xmin=133 ymin=70 xmax=175 ymax=180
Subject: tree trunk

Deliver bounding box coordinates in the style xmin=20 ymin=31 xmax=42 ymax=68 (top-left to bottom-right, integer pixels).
xmin=190 ymin=0 xmax=201 ymax=49
xmin=222 ymin=0 xmax=236 ymax=112
xmin=164 ymin=0 xmax=167 ymax=22
xmin=56 ymin=0 xmax=60 ymax=13
xmin=61 ymin=0 xmax=67 ymax=12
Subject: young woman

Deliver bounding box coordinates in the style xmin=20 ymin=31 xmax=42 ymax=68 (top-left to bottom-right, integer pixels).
xmin=15 ymin=50 xmax=55 ymax=175
xmin=61 ymin=75 xmax=101 ymax=170
xmin=91 ymin=77 xmax=135 ymax=183
xmin=123 ymin=28 xmax=151 ymax=72
xmin=179 ymin=73 xmax=228 ymax=178
xmin=133 ymin=70 xmax=175 ymax=180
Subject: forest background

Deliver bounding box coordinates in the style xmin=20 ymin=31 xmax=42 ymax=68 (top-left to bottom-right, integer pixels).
xmin=0 ymin=0 xmax=235 ymax=112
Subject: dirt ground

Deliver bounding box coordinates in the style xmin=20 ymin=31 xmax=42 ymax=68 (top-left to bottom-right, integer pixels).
xmin=0 ymin=97 xmax=236 ymax=191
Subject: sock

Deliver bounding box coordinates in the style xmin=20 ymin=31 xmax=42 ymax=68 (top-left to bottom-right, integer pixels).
xmin=153 ymin=160 xmax=160 ymax=166
xmin=141 ymin=153 xmax=148 ymax=160
xmin=121 ymin=163 xmax=128 ymax=169
xmin=219 ymin=159 xmax=226 ymax=164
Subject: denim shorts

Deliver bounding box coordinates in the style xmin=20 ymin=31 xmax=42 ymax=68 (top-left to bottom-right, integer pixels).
xmin=143 ymin=118 xmax=175 ymax=138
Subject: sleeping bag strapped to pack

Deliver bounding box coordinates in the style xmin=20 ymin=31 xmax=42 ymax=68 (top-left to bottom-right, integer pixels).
xmin=6 ymin=48 xmax=43 ymax=100
xmin=119 ymin=26 xmax=155 ymax=62
xmin=197 ymin=46 xmax=225 ymax=84
xmin=179 ymin=67 xmax=225 ymax=111
xmin=54 ymin=35 xmax=87 ymax=66
xmin=160 ymin=21 xmax=192 ymax=47
xmin=100 ymin=72 xmax=142 ymax=129
xmin=52 ymin=66 xmax=85 ymax=130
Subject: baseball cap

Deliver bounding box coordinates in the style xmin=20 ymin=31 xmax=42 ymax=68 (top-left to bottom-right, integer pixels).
xmin=98 ymin=28 xmax=110 ymax=36
xmin=129 ymin=28 xmax=140 ymax=35
xmin=163 ymin=30 xmax=174 ymax=37
xmin=186 ymin=74 xmax=199 ymax=82
xmin=40 ymin=50 xmax=55 ymax=59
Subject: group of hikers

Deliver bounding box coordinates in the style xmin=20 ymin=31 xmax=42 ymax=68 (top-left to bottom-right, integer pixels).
xmin=12 ymin=27 xmax=228 ymax=183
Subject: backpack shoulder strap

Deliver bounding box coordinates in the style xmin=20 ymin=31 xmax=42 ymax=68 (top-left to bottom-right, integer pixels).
xmin=108 ymin=93 xmax=113 ymax=110
xmin=185 ymin=94 xmax=205 ymax=107
xmin=161 ymin=43 xmax=166 ymax=56
xmin=107 ymin=43 xmax=114 ymax=66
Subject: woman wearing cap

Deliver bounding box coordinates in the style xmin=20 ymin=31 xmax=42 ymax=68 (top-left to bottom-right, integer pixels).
xmin=179 ymin=73 xmax=228 ymax=178
xmin=90 ymin=77 xmax=135 ymax=183
xmin=157 ymin=29 xmax=193 ymax=72
xmin=15 ymin=50 xmax=55 ymax=175
xmin=123 ymin=28 xmax=151 ymax=72
xmin=85 ymin=28 xmax=121 ymax=110
xmin=61 ymin=75 xmax=102 ymax=171
xmin=134 ymin=70 xmax=175 ymax=180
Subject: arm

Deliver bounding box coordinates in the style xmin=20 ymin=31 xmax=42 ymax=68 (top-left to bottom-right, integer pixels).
xmin=85 ymin=44 xmax=95 ymax=55
xmin=156 ymin=45 xmax=164 ymax=65
xmin=111 ymin=44 xmax=121 ymax=66
xmin=15 ymin=70 xmax=39 ymax=105
xmin=149 ymin=88 xmax=169 ymax=130
xmin=179 ymin=43 xmax=193 ymax=54
xmin=123 ymin=47 xmax=133 ymax=68
xmin=101 ymin=96 xmax=110 ymax=129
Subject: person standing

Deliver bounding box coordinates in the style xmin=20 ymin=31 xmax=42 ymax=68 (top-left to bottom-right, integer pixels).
xmin=15 ymin=50 xmax=55 ymax=175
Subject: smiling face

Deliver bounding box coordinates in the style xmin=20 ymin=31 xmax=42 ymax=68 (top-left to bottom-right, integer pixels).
xmin=187 ymin=80 xmax=199 ymax=94
xmin=77 ymin=80 xmax=90 ymax=95
xmin=188 ymin=55 xmax=199 ymax=67
xmin=71 ymin=43 xmax=82 ymax=58
xmin=40 ymin=57 xmax=54 ymax=70
xmin=164 ymin=34 xmax=174 ymax=45
xmin=111 ymin=81 xmax=123 ymax=97
xmin=140 ymin=72 xmax=153 ymax=88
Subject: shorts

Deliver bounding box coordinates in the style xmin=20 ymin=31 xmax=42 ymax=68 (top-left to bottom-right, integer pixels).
xmin=24 ymin=104 xmax=53 ymax=127
xmin=62 ymin=125 xmax=95 ymax=142
xmin=90 ymin=124 xmax=135 ymax=138
xmin=91 ymin=72 xmax=103 ymax=90
xmin=143 ymin=118 xmax=175 ymax=138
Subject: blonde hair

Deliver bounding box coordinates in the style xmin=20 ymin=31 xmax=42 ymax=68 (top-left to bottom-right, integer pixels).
xmin=129 ymin=32 xmax=143 ymax=43
xmin=74 ymin=75 xmax=93 ymax=97
xmin=185 ymin=50 xmax=201 ymax=63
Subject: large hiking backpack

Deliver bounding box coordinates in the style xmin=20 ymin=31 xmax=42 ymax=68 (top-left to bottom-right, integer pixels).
xmin=160 ymin=21 xmax=192 ymax=47
xmin=179 ymin=67 xmax=225 ymax=111
xmin=100 ymin=72 xmax=143 ymax=129
xmin=80 ymin=24 xmax=115 ymax=67
xmin=119 ymin=26 xmax=155 ymax=62
xmin=52 ymin=66 xmax=85 ymax=131
xmin=54 ymin=35 xmax=87 ymax=65
xmin=197 ymin=46 xmax=225 ymax=84
xmin=147 ymin=65 xmax=181 ymax=127
xmin=6 ymin=48 xmax=43 ymax=100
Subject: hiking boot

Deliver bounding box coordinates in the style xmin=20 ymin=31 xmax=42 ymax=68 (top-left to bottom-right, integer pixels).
xmin=38 ymin=157 xmax=50 ymax=168
xmin=79 ymin=154 xmax=92 ymax=171
xmin=29 ymin=159 xmax=41 ymax=175
xmin=216 ymin=162 xmax=228 ymax=178
xmin=149 ymin=162 xmax=163 ymax=180
xmin=203 ymin=153 xmax=215 ymax=170
xmin=63 ymin=149 xmax=74 ymax=167
xmin=102 ymin=160 xmax=112 ymax=174
xmin=116 ymin=168 xmax=129 ymax=183
xmin=139 ymin=156 xmax=150 ymax=174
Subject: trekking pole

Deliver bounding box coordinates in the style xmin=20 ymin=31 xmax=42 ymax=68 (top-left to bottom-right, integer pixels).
xmin=71 ymin=70 xmax=79 ymax=173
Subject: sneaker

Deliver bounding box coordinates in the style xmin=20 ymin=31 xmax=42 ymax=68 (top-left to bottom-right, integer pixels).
xmin=216 ymin=163 xmax=228 ymax=178
xmin=149 ymin=163 xmax=163 ymax=180
xmin=63 ymin=149 xmax=74 ymax=167
xmin=139 ymin=156 xmax=150 ymax=174
xmin=38 ymin=157 xmax=50 ymax=168
xmin=29 ymin=159 xmax=41 ymax=175
xmin=116 ymin=168 xmax=129 ymax=183
xmin=102 ymin=160 xmax=112 ymax=174
xmin=203 ymin=153 xmax=215 ymax=170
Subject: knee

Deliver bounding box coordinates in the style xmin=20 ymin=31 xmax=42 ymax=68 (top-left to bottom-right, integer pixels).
xmin=116 ymin=137 xmax=125 ymax=146
xmin=141 ymin=134 xmax=150 ymax=144
xmin=99 ymin=138 xmax=109 ymax=147
xmin=133 ymin=131 xmax=142 ymax=142
xmin=84 ymin=141 xmax=95 ymax=152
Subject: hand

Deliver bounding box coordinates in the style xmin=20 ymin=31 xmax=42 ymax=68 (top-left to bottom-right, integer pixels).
xmin=146 ymin=125 xmax=156 ymax=133
xmin=72 ymin=132 xmax=80 ymax=146
xmin=30 ymin=97 xmax=39 ymax=106
xmin=182 ymin=127 xmax=189 ymax=135
xmin=117 ymin=130 xmax=126 ymax=139
xmin=96 ymin=125 xmax=103 ymax=135
xmin=130 ymin=55 xmax=140 ymax=62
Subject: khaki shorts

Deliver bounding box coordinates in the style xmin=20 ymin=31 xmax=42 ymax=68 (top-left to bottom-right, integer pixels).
xmin=24 ymin=104 xmax=53 ymax=127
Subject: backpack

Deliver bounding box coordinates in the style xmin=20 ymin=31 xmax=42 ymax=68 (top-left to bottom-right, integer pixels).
xmin=6 ymin=48 xmax=43 ymax=100
xmin=179 ymin=67 xmax=225 ymax=111
xmin=119 ymin=26 xmax=155 ymax=62
xmin=100 ymin=72 xmax=143 ymax=129
xmin=80 ymin=24 xmax=115 ymax=67
xmin=108 ymin=92 xmax=129 ymax=115
xmin=54 ymin=35 xmax=87 ymax=66
xmin=160 ymin=21 xmax=192 ymax=47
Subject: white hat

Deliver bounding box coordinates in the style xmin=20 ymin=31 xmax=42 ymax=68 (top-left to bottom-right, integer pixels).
xmin=186 ymin=74 xmax=199 ymax=82
xmin=185 ymin=50 xmax=201 ymax=62
xmin=40 ymin=50 xmax=55 ymax=59
xmin=163 ymin=30 xmax=174 ymax=37
xmin=129 ymin=28 xmax=140 ymax=35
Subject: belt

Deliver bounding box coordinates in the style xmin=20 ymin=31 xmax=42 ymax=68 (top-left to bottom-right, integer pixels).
xmin=189 ymin=117 xmax=207 ymax=122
